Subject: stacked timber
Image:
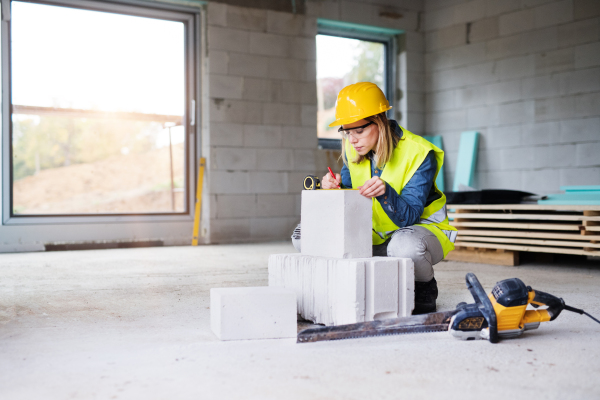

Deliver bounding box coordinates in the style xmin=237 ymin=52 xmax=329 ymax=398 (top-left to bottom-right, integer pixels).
xmin=446 ymin=204 xmax=600 ymax=266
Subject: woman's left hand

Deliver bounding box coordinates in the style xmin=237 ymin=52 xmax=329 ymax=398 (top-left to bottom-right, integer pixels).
xmin=358 ymin=176 xmax=386 ymax=198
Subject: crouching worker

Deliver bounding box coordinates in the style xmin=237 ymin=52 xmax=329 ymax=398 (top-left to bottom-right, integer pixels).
xmin=291 ymin=82 xmax=457 ymax=314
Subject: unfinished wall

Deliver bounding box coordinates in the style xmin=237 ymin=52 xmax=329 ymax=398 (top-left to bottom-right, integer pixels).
xmin=204 ymin=3 xmax=318 ymax=243
xmin=424 ymin=0 xmax=600 ymax=194
xmin=205 ymin=0 xmax=425 ymax=243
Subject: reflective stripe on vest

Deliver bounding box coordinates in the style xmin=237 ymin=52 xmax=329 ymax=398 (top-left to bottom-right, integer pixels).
xmin=345 ymin=126 xmax=457 ymax=257
xmin=374 ymin=227 xmax=457 ymax=243
xmin=419 ymin=204 xmax=448 ymax=225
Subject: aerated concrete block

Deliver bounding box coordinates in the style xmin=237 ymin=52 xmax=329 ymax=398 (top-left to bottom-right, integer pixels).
xmin=301 ymin=190 xmax=372 ymax=259
xmin=268 ymin=254 xmax=414 ymax=326
xmin=210 ymin=286 xmax=296 ymax=340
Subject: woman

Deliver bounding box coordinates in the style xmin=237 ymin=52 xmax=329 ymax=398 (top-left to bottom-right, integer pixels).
xmin=292 ymin=82 xmax=457 ymax=315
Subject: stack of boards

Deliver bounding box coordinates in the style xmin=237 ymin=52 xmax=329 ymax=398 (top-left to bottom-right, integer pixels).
xmin=446 ymin=204 xmax=600 ymax=266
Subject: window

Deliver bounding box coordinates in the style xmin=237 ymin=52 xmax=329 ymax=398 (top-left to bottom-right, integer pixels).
xmin=3 ymin=0 xmax=198 ymax=221
xmin=315 ymin=23 xmax=397 ymax=149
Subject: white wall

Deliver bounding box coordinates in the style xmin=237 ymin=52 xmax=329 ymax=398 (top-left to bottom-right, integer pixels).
xmin=424 ymin=0 xmax=600 ymax=194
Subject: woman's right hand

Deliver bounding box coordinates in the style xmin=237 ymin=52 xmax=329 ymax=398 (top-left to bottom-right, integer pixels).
xmin=322 ymin=172 xmax=341 ymax=189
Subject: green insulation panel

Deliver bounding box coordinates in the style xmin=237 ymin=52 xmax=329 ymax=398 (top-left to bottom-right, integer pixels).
xmin=452 ymin=131 xmax=480 ymax=192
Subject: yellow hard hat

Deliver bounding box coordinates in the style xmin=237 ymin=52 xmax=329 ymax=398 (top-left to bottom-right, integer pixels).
xmin=328 ymin=82 xmax=392 ymax=127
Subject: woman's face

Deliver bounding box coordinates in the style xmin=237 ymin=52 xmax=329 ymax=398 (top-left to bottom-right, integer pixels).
xmin=342 ymin=119 xmax=379 ymax=156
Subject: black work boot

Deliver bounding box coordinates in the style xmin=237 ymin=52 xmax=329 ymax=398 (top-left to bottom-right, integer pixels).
xmin=413 ymin=277 xmax=438 ymax=315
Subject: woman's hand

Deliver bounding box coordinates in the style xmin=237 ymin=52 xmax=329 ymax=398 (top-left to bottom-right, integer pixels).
xmin=359 ymin=176 xmax=386 ymax=198
xmin=322 ymin=172 xmax=341 ymax=189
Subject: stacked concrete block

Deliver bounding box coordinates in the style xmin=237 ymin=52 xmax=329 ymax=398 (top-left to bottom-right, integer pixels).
xmin=300 ymin=190 xmax=372 ymax=259
xmin=210 ymin=286 xmax=297 ymax=340
xmin=269 ymin=190 xmax=415 ymax=326
xmin=268 ymin=254 xmax=415 ymax=326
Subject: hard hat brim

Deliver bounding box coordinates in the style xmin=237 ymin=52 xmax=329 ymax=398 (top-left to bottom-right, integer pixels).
xmin=328 ymin=105 xmax=393 ymax=128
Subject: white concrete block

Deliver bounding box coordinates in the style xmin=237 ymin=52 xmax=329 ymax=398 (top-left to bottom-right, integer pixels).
xmin=225 ymin=5 xmax=266 ymax=32
xmin=208 ymin=50 xmax=228 ymax=74
xmin=210 ymin=75 xmax=243 ymax=100
xmin=304 ymin=60 xmax=316 ymax=82
xmin=575 ymin=42 xmax=600 ymax=69
xmin=209 ymin=99 xmax=263 ymax=124
xmin=215 ymin=194 xmax=256 ymax=219
xmin=282 ymin=126 xmax=317 ymax=149
xmin=207 ymin=26 xmax=248 ymax=53
xmin=243 ymin=124 xmax=282 ymax=148
xmin=268 ymin=254 xmax=415 ymax=326
xmin=262 ymin=103 xmax=301 ymax=125
xmin=249 ymin=171 xmax=288 ymax=194
xmin=242 ymin=78 xmax=272 ymax=102
xmin=267 ymin=58 xmax=305 ymax=81
xmin=209 ymin=218 xmax=251 ymax=242
xmin=301 ymin=105 xmax=317 ymax=127
xmin=292 ymin=149 xmax=316 ymax=172
xmin=576 ymin=142 xmax=600 ymax=167
xmin=256 ymin=149 xmax=293 ymax=171
xmin=212 ymin=147 xmax=256 ymax=171
xmin=499 ymin=8 xmax=534 ymax=36
xmin=249 ymin=32 xmax=291 ymax=58
xmin=533 ymin=0 xmax=572 ymax=29
xmin=534 ymin=144 xmax=576 ymax=168
xmin=267 ymin=10 xmax=313 ymax=37
xmin=301 ymin=190 xmax=372 ymax=259
xmin=558 ymin=18 xmax=599 ymax=48
xmin=250 ymin=216 xmax=296 ymax=239
xmin=560 ymin=117 xmax=600 ymax=144
xmin=211 ymin=286 xmax=296 ymax=340
xmin=207 ymin=2 xmax=227 ymax=27
xmin=365 ymin=258 xmax=398 ymax=321
xmin=210 ymin=122 xmax=243 ymax=147
xmin=255 ymin=194 xmax=296 ymax=217
xmin=228 ymin=53 xmax=269 ymax=78
xmin=535 ymin=48 xmax=574 ymax=75
xmin=209 ymin=171 xmax=250 ymax=195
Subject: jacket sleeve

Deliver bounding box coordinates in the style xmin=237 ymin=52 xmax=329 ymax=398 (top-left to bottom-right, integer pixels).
xmin=340 ymin=163 xmax=352 ymax=189
xmin=375 ymin=151 xmax=437 ymax=228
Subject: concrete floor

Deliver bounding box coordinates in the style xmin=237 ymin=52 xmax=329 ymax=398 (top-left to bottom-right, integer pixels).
xmin=1 ymin=242 xmax=599 ymax=400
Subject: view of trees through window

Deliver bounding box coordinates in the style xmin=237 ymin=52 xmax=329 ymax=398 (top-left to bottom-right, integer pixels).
xmin=10 ymin=1 xmax=186 ymax=215
xmin=316 ymin=34 xmax=385 ymax=139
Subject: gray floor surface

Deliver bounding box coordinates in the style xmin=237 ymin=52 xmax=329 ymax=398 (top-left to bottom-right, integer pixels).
xmin=1 ymin=242 xmax=599 ymax=400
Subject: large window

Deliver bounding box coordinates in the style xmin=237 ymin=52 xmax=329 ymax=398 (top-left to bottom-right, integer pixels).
xmin=315 ymin=27 xmax=395 ymax=149
xmin=3 ymin=0 xmax=196 ymax=219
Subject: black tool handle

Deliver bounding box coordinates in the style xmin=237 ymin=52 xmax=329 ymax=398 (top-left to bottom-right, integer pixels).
xmin=465 ymin=273 xmax=499 ymax=343
xmin=532 ymin=290 xmax=565 ymax=321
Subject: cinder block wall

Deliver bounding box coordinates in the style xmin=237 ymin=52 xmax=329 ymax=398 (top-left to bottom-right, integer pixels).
xmin=205 ymin=3 xmax=318 ymax=243
xmin=205 ymin=1 xmax=425 ymax=244
xmin=424 ymin=0 xmax=600 ymax=194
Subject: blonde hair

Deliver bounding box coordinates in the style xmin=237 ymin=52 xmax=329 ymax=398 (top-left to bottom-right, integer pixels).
xmin=341 ymin=113 xmax=399 ymax=169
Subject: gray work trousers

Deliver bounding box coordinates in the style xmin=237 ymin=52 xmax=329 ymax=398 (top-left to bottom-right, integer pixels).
xmin=291 ymin=225 xmax=443 ymax=282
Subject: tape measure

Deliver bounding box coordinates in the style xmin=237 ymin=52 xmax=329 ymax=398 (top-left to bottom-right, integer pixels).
xmin=303 ymin=175 xmax=321 ymax=190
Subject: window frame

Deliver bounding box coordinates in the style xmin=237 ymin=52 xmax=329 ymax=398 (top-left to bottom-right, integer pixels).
xmin=1 ymin=0 xmax=201 ymax=225
xmin=316 ymin=24 xmax=398 ymax=150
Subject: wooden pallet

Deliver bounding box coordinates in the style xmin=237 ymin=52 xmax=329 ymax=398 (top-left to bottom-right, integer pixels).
xmin=446 ymin=204 xmax=600 ymax=265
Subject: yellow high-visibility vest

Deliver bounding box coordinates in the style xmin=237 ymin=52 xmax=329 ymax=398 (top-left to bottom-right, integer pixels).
xmin=345 ymin=127 xmax=457 ymax=257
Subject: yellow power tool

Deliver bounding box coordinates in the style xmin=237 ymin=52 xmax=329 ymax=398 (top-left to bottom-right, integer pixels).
xmin=297 ymin=273 xmax=600 ymax=344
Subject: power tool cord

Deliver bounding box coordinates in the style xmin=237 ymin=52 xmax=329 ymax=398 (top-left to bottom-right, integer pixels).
xmin=564 ymin=305 xmax=600 ymax=324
